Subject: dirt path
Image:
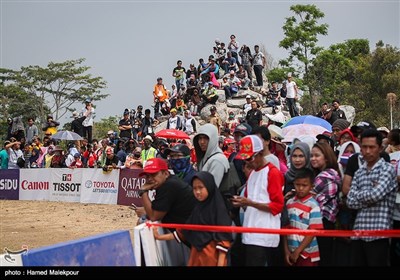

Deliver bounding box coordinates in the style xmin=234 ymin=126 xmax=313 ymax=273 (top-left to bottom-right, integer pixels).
xmin=0 ymin=200 xmax=138 ymax=252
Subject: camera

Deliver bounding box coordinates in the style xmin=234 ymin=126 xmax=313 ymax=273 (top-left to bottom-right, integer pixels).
xmin=102 ymin=166 xmax=109 ymax=172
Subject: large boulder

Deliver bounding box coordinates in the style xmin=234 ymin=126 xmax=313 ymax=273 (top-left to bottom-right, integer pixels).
xmin=217 ymin=89 xmax=226 ymax=103
xmin=226 ymin=98 xmax=247 ymax=109
xmin=234 ymin=89 xmax=260 ymax=99
xmin=340 ymin=105 xmax=356 ymax=125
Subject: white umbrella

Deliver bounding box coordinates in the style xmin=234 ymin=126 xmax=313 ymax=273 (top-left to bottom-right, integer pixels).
xmin=266 ymin=111 xmax=286 ymax=124
xmin=282 ymin=124 xmax=326 ymax=143
xmin=51 ymin=130 xmax=83 ymax=141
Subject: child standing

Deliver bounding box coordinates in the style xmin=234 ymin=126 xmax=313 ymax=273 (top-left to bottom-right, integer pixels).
xmin=154 ymin=171 xmax=232 ymax=266
xmin=284 ymin=168 xmax=323 ymax=266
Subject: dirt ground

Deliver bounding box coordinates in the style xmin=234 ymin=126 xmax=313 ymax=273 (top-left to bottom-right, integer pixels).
xmin=0 ymin=200 xmax=138 ymax=252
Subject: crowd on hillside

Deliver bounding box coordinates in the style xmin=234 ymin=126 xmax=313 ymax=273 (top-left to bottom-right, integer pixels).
xmin=1 ymin=34 xmax=399 ymax=267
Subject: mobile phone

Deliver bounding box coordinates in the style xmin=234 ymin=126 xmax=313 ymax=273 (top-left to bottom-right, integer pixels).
xmin=129 ymin=203 xmax=138 ymax=210
xmin=224 ymin=193 xmax=234 ymax=199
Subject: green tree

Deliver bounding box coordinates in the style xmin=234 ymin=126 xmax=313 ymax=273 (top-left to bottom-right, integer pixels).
xmin=352 ymin=42 xmax=400 ymax=126
xmin=279 ymin=4 xmax=328 ymax=113
xmin=0 ymin=69 xmax=50 ymax=139
xmin=267 ymin=67 xmax=296 ymax=84
xmin=1 ymin=58 xmax=108 ymax=129
xmin=306 ymin=40 xmax=400 ymax=126
xmin=92 ymin=116 xmax=119 ymax=141
xmin=307 ymin=39 xmax=369 ymax=107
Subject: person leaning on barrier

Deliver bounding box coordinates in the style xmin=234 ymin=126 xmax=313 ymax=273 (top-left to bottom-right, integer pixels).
xmin=137 ymin=158 xmax=196 ymax=225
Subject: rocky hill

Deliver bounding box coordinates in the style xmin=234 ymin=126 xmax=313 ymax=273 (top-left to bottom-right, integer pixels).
xmin=155 ymin=87 xmax=356 ymax=135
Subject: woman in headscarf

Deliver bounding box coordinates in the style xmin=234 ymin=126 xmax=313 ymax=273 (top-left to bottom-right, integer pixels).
xmin=154 ymin=171 xmax=232 ymax=266
xmin=284 ymin=142 xmax=311 ymax=195
xmin=337 ymin=141 xmax=360 ymax=178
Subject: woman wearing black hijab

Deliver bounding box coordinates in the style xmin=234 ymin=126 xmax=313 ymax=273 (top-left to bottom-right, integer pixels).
xmin=154 ymin=171 xmax=232 ymax=266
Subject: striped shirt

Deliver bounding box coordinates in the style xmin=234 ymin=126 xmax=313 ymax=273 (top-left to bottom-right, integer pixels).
xmin=286 ymin=194 xmax=323 ymax=262
xmin=347 ymin=158 xmax=397 ymax=241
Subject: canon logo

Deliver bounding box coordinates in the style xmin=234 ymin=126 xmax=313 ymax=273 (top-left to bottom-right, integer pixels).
xmin=0 ymin=179 xmax=18 ymax=190
xmin=21 ymin=180 xmax=49 ymax=190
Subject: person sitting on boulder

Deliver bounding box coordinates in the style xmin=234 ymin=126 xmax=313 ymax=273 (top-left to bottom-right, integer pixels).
xmin=174 ymin=95 xmax=187 ymax=114
xmin=202 ymin=82 xmax=219 ymax=105
xmin=221 ymin=71 xmax=240 ymax=100
xmin=189 ymin=89 xmax=202 ymax=116
xmin=225 ymin=111 xmax=240 ymax=135
xmin=266 ymin=82 xmax=282 ymax=110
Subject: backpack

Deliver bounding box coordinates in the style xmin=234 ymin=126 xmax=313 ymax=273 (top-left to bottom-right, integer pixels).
xmin=203 ymin=152 xmax=241 ymax=193
xmin=219 ymin=160 xmax=241 ymax=193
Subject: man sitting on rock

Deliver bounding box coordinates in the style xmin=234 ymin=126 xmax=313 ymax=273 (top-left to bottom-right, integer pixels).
xmin=202 ymin=82 xmax=219 ymax=105
xmin=266 ymin=82 xmax=281 ymax=110
xmin=222 ymin=70 xmax=241 ymax=100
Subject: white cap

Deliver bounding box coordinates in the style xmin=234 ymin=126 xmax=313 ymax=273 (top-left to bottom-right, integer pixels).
xmin=246 ymin=95 xmax=251 ymax=99
xmin=144 ymin=135 xmax=153 ymax=142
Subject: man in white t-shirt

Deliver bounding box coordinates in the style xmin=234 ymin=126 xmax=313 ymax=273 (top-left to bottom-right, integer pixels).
xmin=81 ymin=98 xmax=95 ymax=143
xmin=285 ymin=73 xmax=299 ymax=117
xmin=252 ymin=45 xmax=266 ymax=87
xmin=166 ymin=108 xmax=182 ymax=130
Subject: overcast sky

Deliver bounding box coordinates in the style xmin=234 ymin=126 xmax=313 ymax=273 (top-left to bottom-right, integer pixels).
xmin=1 ymin=0 xmax=399 ymax=125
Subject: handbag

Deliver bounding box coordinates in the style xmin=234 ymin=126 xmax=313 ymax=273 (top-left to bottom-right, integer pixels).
xmin=13 ymin=149 xmax=25 ymax=168
xmin=17 ymin=157 xmax=25 ymax=168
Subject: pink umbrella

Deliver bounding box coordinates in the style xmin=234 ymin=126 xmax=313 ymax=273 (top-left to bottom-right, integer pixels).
xmin=282 ymin=124 xmax=327 ymax=143
xmin=155 ymin=129 xmax=190 ymax=140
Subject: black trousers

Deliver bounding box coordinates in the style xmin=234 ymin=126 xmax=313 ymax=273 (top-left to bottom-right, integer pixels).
xmin=253 ymin=65 xmax=263 ymax=87
xmin=244 ymin=244 xmax=275 ymax=266
xmin=83 ymin=126 xmax=92 ymax=143
xmin=317 ymin=218 xmax=335 ymax=266
xmin=350 ymin=238 xmax=390 ymax=266
xmin=391 ymin=220 xmax=400 ymax=266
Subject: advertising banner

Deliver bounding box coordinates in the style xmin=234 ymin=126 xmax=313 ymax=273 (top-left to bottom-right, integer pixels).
xmin=0 ymin=169 xmax=19 ymax=200
xmin=133 ymin=223 xmax=188 ymax=266
xmin=80 ymin=169 xmax=118 ymax=205
xmin=49 ymin=168 xmax=81 ymax=202
xmin=19 ymin=169 xmax=51 ymax=201
xmin=117 ymin=169 xmax=146 ymax=207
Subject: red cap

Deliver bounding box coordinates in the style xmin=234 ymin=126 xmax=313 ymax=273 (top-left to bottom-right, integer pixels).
xmin=235 ymin=135 xmax=264 ymax=160
xmin=139 ymin=158 xmax=169 ymax=177
xmin=223 ymin=138 xmax=236 ymax=146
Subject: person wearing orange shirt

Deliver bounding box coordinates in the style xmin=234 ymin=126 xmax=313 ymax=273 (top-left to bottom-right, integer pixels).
xmin=153 ymin=77 xmax=169 ymax=117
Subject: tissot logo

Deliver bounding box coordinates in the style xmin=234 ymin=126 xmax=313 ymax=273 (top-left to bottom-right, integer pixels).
xmin=62 ymin=174 xmax=72 ymax=181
